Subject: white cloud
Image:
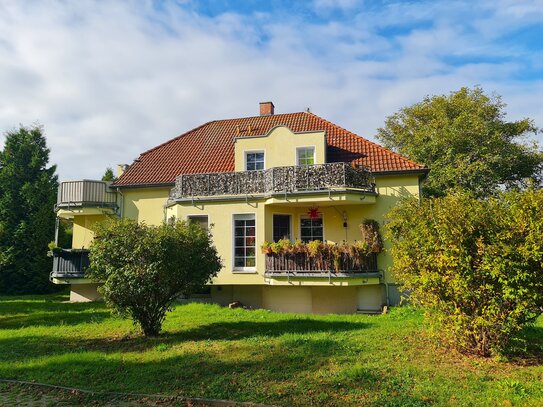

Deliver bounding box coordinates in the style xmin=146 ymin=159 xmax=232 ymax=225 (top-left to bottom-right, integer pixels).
xmin=0 ymin=0 xmax=541 ymax=180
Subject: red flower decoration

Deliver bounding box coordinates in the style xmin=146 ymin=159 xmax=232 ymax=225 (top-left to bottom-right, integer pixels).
xmin=307 ymin=207 xmax=321 ymax=219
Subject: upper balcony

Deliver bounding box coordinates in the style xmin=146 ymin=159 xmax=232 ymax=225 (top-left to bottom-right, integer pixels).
xmin=170 ymin=162 xmax=376 ymax=203
xmin=56 ymin=180 xmax=117 ymax=212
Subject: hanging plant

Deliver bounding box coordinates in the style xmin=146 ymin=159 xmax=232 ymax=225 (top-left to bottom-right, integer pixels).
xmin=278 ymin=238 xmax=292 ymax=255
xmin=328 ymin=243 xmax=342 ymax=272
xmin=270 ymin=241 xmax=283 ymax=254
xmin=359 ymin=219 xmax=383 ymax=253
xmin=307 ymin=240 xmax=323 ymax=257
xmin=261 ymin=241 xmax=273 ymax=255
xmin=291 ymin=239 xmax=306 ymax=254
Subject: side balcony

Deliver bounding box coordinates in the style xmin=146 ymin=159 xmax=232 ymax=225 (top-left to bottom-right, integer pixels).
xmin=264 ymin=251 xmax=380 ymax=282
xmin=50 ymin=249 xmax=90 ymax=281
xmin=56 ymin=180 xmax=118 ymax=218
xmin=169 ymin=162 xmax=376 ymax=205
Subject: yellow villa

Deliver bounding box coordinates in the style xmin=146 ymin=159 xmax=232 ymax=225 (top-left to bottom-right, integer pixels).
xmin=52 ymin=102 xmax=427 ymax=313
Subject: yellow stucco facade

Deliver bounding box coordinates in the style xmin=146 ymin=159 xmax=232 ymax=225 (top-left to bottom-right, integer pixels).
xmin=55 ymin=125 xmax=422 ymax=311
xmin=164 ymin=173 xmax=419 ymax=288
xmin=234 ymin=126 xmax=326 ymax=170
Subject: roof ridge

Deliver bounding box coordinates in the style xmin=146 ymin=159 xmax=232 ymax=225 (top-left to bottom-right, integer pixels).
xmin=307 ymin=112 xmax=425 ymax=169
xmin=212 ymin=111 xmax=306 ymax=123
xmin=139 ymin=112 xmax=307 ymax=157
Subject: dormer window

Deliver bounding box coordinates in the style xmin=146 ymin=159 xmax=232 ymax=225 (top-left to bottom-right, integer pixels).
xmin=245 ymin=151 xmax=265 ymax=171
xmin=297 ymin=147 xmax=315 ymax=166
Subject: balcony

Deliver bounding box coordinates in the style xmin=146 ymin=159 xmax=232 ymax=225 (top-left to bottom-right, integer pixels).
xmin=56 ymin=180 xmax=117 ymax=210
xmin=264 ymin=251 xmax=379 ymax=279
xmin=170 ymin=162 xmax=375 ymax=201
xmin=51 ymin=249 xmax=90 ymax=279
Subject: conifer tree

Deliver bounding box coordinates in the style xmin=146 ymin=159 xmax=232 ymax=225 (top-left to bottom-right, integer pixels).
xmin=0 ymin=125 xmax=58 ymax=293
xmin=101 ymin=167 xmax=116 ymax=182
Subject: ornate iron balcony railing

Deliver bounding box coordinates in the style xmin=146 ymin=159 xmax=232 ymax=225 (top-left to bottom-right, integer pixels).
xmin=171 ymin=162 xmax=375 ymax=200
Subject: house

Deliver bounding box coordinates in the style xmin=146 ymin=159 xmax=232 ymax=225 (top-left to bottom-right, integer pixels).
xmin=51 ymin=102 xmax=426 ymax=313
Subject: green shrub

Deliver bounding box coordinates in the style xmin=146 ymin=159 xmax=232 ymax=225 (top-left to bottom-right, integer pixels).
xmin=386 ymin=190 xmax=543 ymax=356
xmin=87 ymin=219 xmax=222 ymax=336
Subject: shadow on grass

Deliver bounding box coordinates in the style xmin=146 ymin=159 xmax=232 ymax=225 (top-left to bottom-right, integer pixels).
xmin=0 ymin=298 xmax=110 ymax=329
xmin=0 ymin=338 xmax=384 ymax=406
xmin=505 ymin=325 xmax=543 ymax=365
xmin=175 ymin=319 xmax=371 ymax=341
xmin=0 ymin=319 xmax=370 ymax=363
xmin=0 ymin=298 xmax=104 ymax=315
xmin=0 ymin=310 xmax=111 ymax=329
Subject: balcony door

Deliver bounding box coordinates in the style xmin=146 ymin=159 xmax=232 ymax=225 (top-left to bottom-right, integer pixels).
xmin=273 ymin=214 xmax=291 ymax=242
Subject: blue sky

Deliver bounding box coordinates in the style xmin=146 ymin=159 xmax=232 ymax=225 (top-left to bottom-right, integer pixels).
xmin=0 ymin=0 xmax=542 ymax=179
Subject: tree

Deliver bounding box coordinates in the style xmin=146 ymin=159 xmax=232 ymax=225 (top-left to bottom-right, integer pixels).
xmin=377 ymin=87 xmax=543 ymax=197
xmin=386 ymin=190 xmax=543 ymax=356
xmin=101 ymin=167 xmax=116 ymax=182
xmin=87 ymin=219 xmax=222 ymax=336
xmin=0 ymin=125 xmax=58 ymax=293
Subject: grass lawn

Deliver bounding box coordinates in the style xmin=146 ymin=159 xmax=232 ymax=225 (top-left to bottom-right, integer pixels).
xmin=0 ymin=294 xmax=542 ymax=406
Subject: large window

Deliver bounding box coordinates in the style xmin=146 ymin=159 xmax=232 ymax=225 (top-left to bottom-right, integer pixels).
xmin=233 ymin=214 xmax=256 ymax=270
xmin=297 ymin=147 xmax=315 ymax=166
xmin=245 ymin=151 xmax=264 ymax=171
xmin=273 ymin=214 xmax=291 ymax=242
xmin=300 ymin=215 xmax=323 ymax=242
xmin=187 ymin=215 xmax=208 ymax=230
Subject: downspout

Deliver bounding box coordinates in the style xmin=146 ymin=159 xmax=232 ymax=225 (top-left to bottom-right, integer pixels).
xmin=54 ymin=216 xmax=59 ymax=245
xmin=382 ymin=266 xmax=390 ymax=307
xmin=116 ymin=187 xmax=124 ymax=219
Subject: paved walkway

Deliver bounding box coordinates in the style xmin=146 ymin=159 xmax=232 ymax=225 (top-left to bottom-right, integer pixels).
xmin=0 ymin=381 xmax=276 ymax=407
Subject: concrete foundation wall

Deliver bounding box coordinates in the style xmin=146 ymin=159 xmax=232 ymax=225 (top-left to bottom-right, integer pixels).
xmin=312 ymin=286 xmax=358 ymax=314
xmin=70 ymin=283 xmax=101 ymax=302
xmin=212 ymin=284 xmax=385 ymax=314
xmin=210 ymin=285 xmax=263 ymax=308
xmin=263 ymin=286 xmax=313 ymax=313
xmin=357 ymin=285 xmax=385 ymax=312
xmin=387 ymin=284 xmax=407 ymax=306
xmin=70 ymin=282 xmax=386 ymax=313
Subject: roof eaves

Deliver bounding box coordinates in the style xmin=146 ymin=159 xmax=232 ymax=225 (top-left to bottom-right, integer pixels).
xmin=113 ymin=182 xmax=176 ymax=189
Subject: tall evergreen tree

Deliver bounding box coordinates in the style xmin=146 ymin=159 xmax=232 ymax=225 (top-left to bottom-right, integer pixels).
xmin=0 ymin=125 xmax=58 ymax=293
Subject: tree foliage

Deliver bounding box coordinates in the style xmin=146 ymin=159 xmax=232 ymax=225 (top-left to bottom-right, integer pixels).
xmin=386 ymin=190 xmax=543 ymax=356
xmin=87 ymin=219 xmax=222 ymax=336
xmin=0 ymin=125 xmax=58 ymax=294
xmin=101 ymin=167 xmax=116 ymax=182
xmin=377 ymin=87 xmax=543 ymax=197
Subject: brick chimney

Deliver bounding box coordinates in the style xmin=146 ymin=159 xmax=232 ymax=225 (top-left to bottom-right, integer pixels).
xmin=259 ymin=101 xmax=274 ymax=116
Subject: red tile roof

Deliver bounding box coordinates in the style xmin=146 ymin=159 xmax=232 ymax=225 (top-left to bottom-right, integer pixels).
xmin=114 ymin=111 xmax=425 ymax=187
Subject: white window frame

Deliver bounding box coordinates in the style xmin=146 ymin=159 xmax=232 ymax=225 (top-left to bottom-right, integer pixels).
xmin=296 ymin=146 xmax=316 ymax=166
xmin=299 ymin=213 xmax=324 ymax=242
xmin=232 ymin=213 xmax=257 ymax=273
xmin=186 ymin=214 xmax=210 ymax=230
xmin=272 ymin=213 xmax=292 ymax=242
xmin=244 ymin=150 xmax=265 ymax=171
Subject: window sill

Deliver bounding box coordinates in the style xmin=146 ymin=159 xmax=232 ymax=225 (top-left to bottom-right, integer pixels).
xmin=232 ymin=269 xmax=258 ymax=274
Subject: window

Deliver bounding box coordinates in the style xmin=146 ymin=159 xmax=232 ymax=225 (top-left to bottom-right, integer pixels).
xmin=233 ymin=214 xmax=256 ymax=270
xmin=273 ymin=214 xmax=291 ymax=242
xmin=297 ymin=147 xmax=315 ymax=166
xmin=187 ymin=215 xmax=208 ymax=230
xmin=245 ymin=152 xmax=264 ymax=171
xmin=300 ymin=215 xmax=323 ymax=242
